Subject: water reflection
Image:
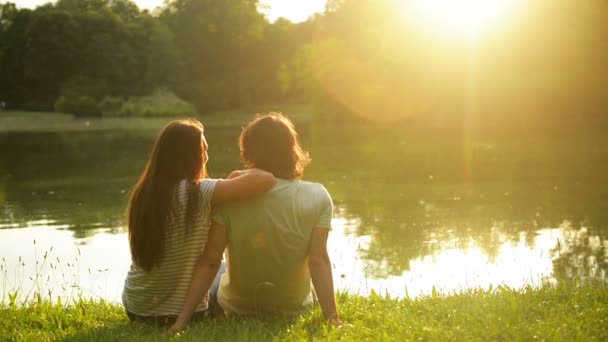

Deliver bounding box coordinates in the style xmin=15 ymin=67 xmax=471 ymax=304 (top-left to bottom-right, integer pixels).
xmin=553 ymin=224 xmax=608 ymax=281
xmin=326 ymin=188 xmax=608 ymax=283
xmin=1 ymin=226 xmax=130 ymax=303
xmin=331 ymin=214 xmax=606 ymax=298
xmin=1 ymin=126 xmax=607 ymax=303
xmin=4 ymin=216 xmax=605 ymax=303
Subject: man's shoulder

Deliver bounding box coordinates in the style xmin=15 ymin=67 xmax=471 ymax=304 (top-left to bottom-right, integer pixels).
xmin=293 ymin=180 xmax=331 ymax=202
xmin=295 ymin=180 xmax=328 ymax=192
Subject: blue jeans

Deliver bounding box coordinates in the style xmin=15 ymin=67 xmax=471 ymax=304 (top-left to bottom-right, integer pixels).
xmin=208 ymin=262 xmax=226 ymax=317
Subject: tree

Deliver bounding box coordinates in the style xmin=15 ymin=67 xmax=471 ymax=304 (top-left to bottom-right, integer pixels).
xmin=161 ymin=0 xmax=265 ymax=111
xmin=0 ymin=6 xmax=31 ymax=108
xmin=0 ymin=2 xmax=29 ymax=106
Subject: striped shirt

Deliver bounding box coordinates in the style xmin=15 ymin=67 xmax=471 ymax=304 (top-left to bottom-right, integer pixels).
xmin=122 ymin=179 xmax=218 ymax=316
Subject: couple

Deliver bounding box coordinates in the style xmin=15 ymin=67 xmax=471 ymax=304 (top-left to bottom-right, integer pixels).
xmin=122 ymin=113 xmax=340 ymax=331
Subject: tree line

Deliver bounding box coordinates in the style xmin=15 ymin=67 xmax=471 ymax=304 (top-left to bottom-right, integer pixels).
xmin=1 ymin=0 xmax=607 ymax=128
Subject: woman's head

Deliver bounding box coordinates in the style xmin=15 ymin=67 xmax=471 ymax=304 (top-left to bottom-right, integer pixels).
xmin=128 ymin=119 xmax=207 ymax=271
xmin=148 ymin=119 xmax=207 ymax=182
xmin=239 ymin=113 xmax=310 ymax=179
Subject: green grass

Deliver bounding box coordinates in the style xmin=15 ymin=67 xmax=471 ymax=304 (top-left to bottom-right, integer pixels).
xmin=0 ymin=105 xmax=312 ymax=133
xmin=1 ymin=284 xmax=607 ymax=341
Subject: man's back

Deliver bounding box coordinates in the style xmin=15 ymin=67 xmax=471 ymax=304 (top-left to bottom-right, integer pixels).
xmin=213 ymin=178 xmax=333 ymax=315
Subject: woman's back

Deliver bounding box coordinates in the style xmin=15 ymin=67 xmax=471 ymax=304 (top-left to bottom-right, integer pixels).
xmin=123 ymin=179 xmax=217 ymax=316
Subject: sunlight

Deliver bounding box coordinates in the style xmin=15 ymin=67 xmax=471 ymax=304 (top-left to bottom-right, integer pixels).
xmin=403 ymin=0 xmax=521 ymax=39
xmin=327 ymin=216 xmax=565 ymax=298
xmin=259 ymin=0 xmax=326 ymax=23
xmin=134 ymin=0 xmax=164 ymax=10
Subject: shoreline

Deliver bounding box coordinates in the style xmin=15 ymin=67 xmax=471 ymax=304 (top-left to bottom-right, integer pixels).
xmin=0 ymin=107 xmax=312 ymax=133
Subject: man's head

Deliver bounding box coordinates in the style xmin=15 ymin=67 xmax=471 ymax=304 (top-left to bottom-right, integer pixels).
xmin=239 ymin=113 xmax=310 ymax=179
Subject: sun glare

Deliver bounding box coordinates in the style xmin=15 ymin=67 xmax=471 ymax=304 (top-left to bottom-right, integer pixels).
xmin=403 ymin=0 xmax=521 ymax=39
xmin=259 ymin=0 xmax=327 ymax=23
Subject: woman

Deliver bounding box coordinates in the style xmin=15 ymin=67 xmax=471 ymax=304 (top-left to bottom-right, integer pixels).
xmin=122 ymin=119 xmax=275 ymax=326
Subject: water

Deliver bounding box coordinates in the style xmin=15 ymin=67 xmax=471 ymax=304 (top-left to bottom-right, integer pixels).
xmin=1 ymin=124 xmax=607 ymax=303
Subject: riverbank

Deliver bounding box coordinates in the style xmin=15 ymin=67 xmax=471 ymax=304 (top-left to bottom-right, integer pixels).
xmin=0 ymin=105 xmax=312 ymax=133
xmin=1 ymin=284 xmax=606 ymax=341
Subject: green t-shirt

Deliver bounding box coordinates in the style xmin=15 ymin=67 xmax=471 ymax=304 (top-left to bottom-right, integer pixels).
xmin=213 ymin=178 xmax=333 ymax=315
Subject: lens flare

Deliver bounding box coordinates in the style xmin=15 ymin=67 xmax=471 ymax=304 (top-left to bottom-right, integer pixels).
xmin=403 ymin=0 xmax=521 ymax=39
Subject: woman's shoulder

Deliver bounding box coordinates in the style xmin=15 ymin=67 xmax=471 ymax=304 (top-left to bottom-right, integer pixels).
xmin=173 ymin=179 xmax=216 ymax=203
xmin=198 ymin=178 xmax=220 ymax=195
xmin=176 ymin=178 xmax=219 ymax=192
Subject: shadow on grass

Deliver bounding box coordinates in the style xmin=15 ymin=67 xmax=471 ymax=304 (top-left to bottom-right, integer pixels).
xmin=61 ymin=321 xmax=165 ymax=342
xmin=61 ymin=314 xmax=325 ymax=342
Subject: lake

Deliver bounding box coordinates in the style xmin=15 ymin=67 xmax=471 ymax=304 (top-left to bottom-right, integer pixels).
xmin=1 ymin=121 xmax=607 ymax=303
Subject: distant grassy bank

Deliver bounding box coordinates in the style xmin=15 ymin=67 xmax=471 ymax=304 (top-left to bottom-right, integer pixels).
xmin=0 ymin=105 xmax=312 ymax=133
xmin=1 ymin=284 xmax=606 ymax=341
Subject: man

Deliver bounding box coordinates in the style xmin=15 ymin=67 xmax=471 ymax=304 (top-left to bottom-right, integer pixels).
xmin=170 ymin=113 xmax=340 ymax=331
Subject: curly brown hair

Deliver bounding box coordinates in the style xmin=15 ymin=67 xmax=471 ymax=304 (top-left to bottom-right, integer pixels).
xmin=239 ymin=113 xmax=310 ymax=179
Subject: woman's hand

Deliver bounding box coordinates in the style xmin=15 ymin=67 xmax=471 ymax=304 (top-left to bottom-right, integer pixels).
xmin=168 ymin=318 xmax=188 ymax=335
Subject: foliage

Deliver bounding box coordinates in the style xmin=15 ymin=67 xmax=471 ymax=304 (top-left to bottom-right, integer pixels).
xmin=0 ymin=284 xmax=607 ymax=341
xmin=109 ymin=89 xmax=197 ymax=117
xmin=54 ymin=95 xmax=100 ymax=117
xmin=160 ymin=0 xmax=266 ymax=111
xmin=0 ymin=0 xmax=305 ymax=113
xmin=98 ymin=96 xmax=124 ymax=117
xmin=53 ymin=76 xmax=110 ymax=116
xmin=0 ymin=0 xmax=176 ymax=110
xmin=53 ymin=88 xmax=195 ymax=118
xmin=0 ymin=6 xmax=33 ymax=108
xmin=1 ymin=0 xmax=608 ymax=126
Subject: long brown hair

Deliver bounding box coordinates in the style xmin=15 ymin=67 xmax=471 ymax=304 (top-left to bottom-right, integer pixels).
xmin=239 ymin=113 xmax=310 ymax=179
xmin=128 ymin=119 xmax=206 ymax=271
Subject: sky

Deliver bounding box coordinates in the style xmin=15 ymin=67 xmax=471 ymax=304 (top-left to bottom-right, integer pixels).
xmin=9 ymin=0 xmax=328 ymax=23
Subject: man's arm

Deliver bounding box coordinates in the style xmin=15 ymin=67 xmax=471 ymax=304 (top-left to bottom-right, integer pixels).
xmin=169 ymin=221 xmax=228 ymax=333
xmin=307 ymin=228 xmax=340 ymax=323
